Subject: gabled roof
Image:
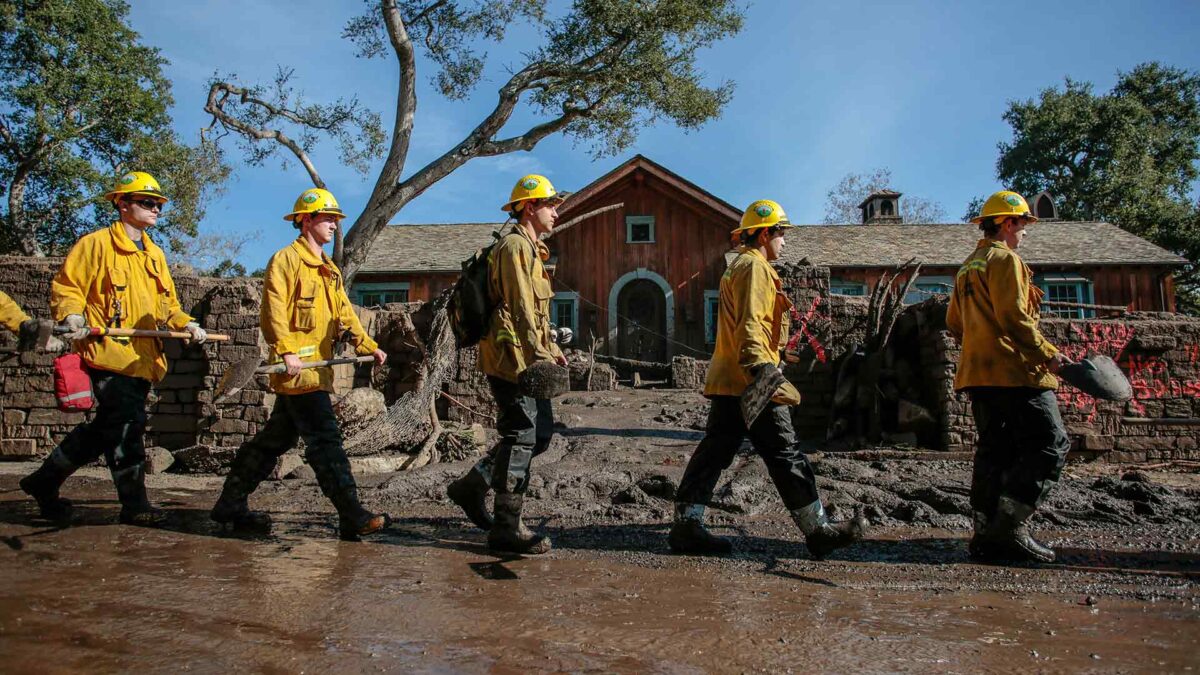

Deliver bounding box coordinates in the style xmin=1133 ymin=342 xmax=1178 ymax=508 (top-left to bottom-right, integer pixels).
xmin=560 ymin=154 xmax=742 ymax=222
xmin=777 ymin=221 xmax=1187 ymax=268
xmin=858 ymin=189 xmax=902 ymax=208
xmin=357 ymin=223 xmax=503 ymax=274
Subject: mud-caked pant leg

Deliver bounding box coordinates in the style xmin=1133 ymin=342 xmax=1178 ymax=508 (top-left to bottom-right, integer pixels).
xmin=968 ymin=387 xmax=1009 ymax=519
xmin=999 ymin=388 xmax=1070 ymax=509
xmin=486 ymin=377 xmax=538 ymax=495
xmin=67 ymin=372 xmax=152 ymax=510
xmin=219 ymin=397 xmax=301 ymax=502
xmin=747 ymin=402 xmax=820 ymax=511
xmin=675 ymin=397 xmax=746 ymax=508
xmin=286 ymin=391 xmax=365 ymax=518
xmin=466 ymin=396 xmax=554 ymax=489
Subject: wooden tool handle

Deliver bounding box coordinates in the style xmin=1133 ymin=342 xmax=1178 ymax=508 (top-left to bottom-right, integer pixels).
xmin=54 ymin=326 xmax=231 ymax=341
xmin=254 ymin=355 xmax=376 ymax=375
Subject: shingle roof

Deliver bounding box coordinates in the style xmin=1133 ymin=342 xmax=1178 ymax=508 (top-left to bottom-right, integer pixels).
xmin=777 ymin=221 xmax=1187 ymax=268
xmin=357 ymin=223 xmax=505 ymax=273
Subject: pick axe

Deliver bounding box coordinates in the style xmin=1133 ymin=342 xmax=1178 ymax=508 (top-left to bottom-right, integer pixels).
xmin=213 ymin=354 xmax=377 ymax=404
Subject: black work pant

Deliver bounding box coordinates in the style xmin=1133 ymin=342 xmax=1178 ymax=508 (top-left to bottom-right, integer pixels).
xmin=479 ymin=376 xmax=554 ymax=494
xmin=967 ymin=386 xmax=1070 ymax=515
xmin=220 ymin=391 xmax=359 ymax=510
xmin=676 ymin=396 xmax=819 ymax=511
xmin=58 ymin=371 xmax=151 ymax=475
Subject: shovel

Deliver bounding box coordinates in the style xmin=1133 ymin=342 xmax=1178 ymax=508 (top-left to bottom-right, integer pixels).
xmin=214 ymin=355 xmax=376 ymax=404
xmin=46 ymin=323 xmax=230 ymax=343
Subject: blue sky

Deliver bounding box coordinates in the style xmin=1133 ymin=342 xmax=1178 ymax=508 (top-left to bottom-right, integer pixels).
xmin=127 ymin=0 xmax=1200 ymax=269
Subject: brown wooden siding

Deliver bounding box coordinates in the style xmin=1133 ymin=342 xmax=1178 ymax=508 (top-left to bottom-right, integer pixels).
xmin=351 ymin=272 xmax=458 ymax=303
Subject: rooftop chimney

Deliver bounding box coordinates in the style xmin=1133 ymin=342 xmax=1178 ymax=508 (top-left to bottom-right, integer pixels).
xmin=859 ymin=189 xmax=902 ymax=225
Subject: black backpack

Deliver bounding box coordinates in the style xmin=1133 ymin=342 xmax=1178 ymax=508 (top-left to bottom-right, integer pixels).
xmin=448 ymin=230 xmax=504 ymax=347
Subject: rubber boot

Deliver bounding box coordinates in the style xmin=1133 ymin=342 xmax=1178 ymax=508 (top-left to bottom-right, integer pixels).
xmin=791 ymin=500 xmax=867 ymax=560
xmin=488 ymin=493 xmax=551 ymax=555
xmin=19 ymin=447 xmax=77 ymax=522
xmin=210 ymin=493 xmax=273 ymax=533
xmin=968 ymin=510 xmax=998 ymax=560
xmin=667 ymin=503 xmax=732 ymax=555
xmin=311 ymin=459 xmax=390 ymax=541
xmin=446 ymin=464 xmax=493 ymax=531
xmin=112 ymin=464 xmax=168 ymax=527
xmin=989 ymin=496 xmax=1055 ymax=563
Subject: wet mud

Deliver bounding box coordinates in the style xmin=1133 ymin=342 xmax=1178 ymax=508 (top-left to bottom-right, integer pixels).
xmin=1 ymin=389 xmax=1197 ymax=672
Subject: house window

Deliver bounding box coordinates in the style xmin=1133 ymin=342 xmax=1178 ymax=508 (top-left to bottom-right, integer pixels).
xmin=906 ymin=276 xmax=954 ymax=304
xmin=551 ymin=292 xmax=579 ymax=335
xmin=626 ymin=215 xmax=655 ymax=244
xmin=829 ymin=278 xmax=867 ymax=297
xmin=354 ymin=282 xmax=410 ymax=306
xmin=1036 ymin=274 xmax=1094 ymax=318
xmin=704 ymin=290 xmax=720 ymax=344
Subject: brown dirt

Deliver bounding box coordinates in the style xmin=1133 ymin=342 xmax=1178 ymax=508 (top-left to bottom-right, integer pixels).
xmin=0 ymin=388 xmax=1196 ymax=672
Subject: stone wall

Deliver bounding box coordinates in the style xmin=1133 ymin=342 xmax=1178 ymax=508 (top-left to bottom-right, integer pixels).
xmin=913 ymin=298 xmax=1200 ymax=462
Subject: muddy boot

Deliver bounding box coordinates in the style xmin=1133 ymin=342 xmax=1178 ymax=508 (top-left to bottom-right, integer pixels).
xmin=19 ymin=448 xmax=77 ymax=522
xmin=488 ymin=493 xmax=551 ymax=555
xmin=667 ymin=503 xmax=731 ymax=555
xmin=446 ymin=465 xmax=493 ymax=531
xmin=989 ymin=496 xmax=1055 ymax=563
xmin=210 ymin=494 xmax=272 ymax=533
xmin=792 ymin=501 xmax=867 ymax=560
xmin=311 ymin=458 xmax=390 ymax=541
xmin=338 ymin=509 xmax=392 ymax=542
xmin=968 ymin=510 xmax=1000 ymax=560
xmin=112 ymin=464 xmax=168 ymax=527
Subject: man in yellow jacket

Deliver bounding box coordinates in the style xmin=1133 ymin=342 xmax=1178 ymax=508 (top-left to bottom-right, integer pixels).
xmin=209 ymin=187 xmax=390 ymax=541
xmin=670 ymin=200 xmax=866 ymax=558
xmin=446 ymin=174 xmax=565 ymax=555
xmin=946 ymin=190 xmax=1072 ymax=563
xmin=20 ymin=172 xmax=208 ymax=525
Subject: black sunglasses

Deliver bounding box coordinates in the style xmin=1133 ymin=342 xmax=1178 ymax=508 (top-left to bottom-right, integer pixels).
xmin=128 ymin=198 xmax=164 ymax=212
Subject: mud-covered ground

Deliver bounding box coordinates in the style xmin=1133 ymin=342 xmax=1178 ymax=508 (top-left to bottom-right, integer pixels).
xmin=0 ymin=388 xmax=1197 ymax=672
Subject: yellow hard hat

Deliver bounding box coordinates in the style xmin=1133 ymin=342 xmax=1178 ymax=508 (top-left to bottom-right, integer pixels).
xmin=104 ymin=171 xmax=168 ymax=203
xmin=730 ymin=199 xmax=794 ymax=236
xmin=971 ymin=190 xmax=1037 ymax=225
xmin=501 ymin=174 xmax=565 ymax=213
xmin=284 ymin=187 xmax=345 ymax=222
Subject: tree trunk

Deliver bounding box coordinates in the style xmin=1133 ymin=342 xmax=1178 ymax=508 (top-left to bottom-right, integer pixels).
xmin=9 ymin=168 xmax=44 ymax=257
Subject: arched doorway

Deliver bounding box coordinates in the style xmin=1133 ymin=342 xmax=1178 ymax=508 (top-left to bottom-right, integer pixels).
xmin=616 ymin=279 xmax=667 ymax=361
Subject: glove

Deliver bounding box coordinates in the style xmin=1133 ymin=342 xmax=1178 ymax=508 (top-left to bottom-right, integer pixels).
xmin=555 ymin=326 xmax=573 ymax=345
xmin=62 ymin=314 xmax=91 ymax=342
xmin=185 ymin=321 xmax=208 ymax=344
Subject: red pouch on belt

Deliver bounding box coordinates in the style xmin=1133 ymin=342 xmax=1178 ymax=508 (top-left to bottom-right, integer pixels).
xmin=54 ymin=353 xmax=95 ymax=412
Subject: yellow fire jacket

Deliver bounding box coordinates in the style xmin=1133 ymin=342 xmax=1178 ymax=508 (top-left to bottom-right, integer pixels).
xmin=479 ymin=226 xmax=563 ymax=383
xmin=51 ymin=223 xmax=192 ymax=382
xmin=261 ymin=238 xmax=378 ymax=395
xmin=1 ymin=291 xmax=30 ymax=333
xmin=946 ymin=239 xmax=1059 ymax=391
xmin=704 ymin=247 xmax=802 ymax=404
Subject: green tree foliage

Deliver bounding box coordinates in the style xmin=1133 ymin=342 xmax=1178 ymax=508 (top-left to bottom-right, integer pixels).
xmin=0 ymin=0 xmax=229 ymax=256
xmin=985 ymin=63 xmax=1200 ymax=310
xmin=208 ymin=0 xmax=745 ymax=274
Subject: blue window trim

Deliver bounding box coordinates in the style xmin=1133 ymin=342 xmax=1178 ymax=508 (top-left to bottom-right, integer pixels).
xmin=829 ymin=278 xmax=867 ymax=297
xmin=703 ymin=289 xmax=720 ymax=344
xmin=625 ymin=215 xmax=656 ymax=244
xmin=353 ymin=281 xmax=410 ymax=305
xmin=1035 ymin=274 xmax=1094 ymax=318
xmin=906 ymin=275 xmax=954 ymax=304
xmin=551 ymin=292 xmax=579 ymax=333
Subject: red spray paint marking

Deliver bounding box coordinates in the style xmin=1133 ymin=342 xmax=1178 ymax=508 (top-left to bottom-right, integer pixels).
xmin=1055 ymin=323 xmax=1139 ymax=420
xmin=786 ymin=296 xmax=827 ymax=363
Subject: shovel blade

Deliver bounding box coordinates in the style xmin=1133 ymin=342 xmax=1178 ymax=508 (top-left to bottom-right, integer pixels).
xmin=213 ymin=356 xmax=263 ymax=404
xmin=740 ymin=364 xmax=787 ymax=428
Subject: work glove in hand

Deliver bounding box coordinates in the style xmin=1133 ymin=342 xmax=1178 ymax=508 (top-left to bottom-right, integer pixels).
xmin=184 ymin=322 xmax=208 ymax=344
xmin=62 ymin=314 xmax=90 ymax=342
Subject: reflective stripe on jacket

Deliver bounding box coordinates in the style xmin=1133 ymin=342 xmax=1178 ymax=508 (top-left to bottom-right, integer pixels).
xmin=261 ymin=238 xmax=378 ymax=395
xmin=479 ymin=226 xmax=562 ymax=383
xmin=51 ymin=223 xmax=191 ymax=382
xmin=0 ymin=291 xmax=30 ymax=333
xmin=946 ymin=239 xmax=1059 ymax=390
xmin=703 ymin=248 xmax=802 ymax=404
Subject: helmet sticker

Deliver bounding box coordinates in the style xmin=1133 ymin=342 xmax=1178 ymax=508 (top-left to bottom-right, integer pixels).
xmin=120 ymin=174 xmax=136 ymax=185
xmin=521 ymin=177 xmax=540 ymax=190
xmin=1004 ymin=195 xmax=1022 ymax=207
xmin=303 ymin=192 xmax=320 ymax=204
xmin=755 ymin=203 xmax=774 ymax=218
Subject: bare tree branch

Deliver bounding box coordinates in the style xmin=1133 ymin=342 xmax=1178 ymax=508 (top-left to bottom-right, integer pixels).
xmin=203 ymin=81 xmax=326 ymax=188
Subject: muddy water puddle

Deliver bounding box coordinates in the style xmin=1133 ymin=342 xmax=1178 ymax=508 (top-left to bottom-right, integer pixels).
xmin=1 ymin=481 xmax=1197 ymax=673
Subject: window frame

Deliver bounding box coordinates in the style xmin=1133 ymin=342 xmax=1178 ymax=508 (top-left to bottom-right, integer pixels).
xmin=625 ymin=215 xmax=656 ymax=244
xmin=1035 ymin=274 xmax=1094 ymax=319
xmin=906 ymin=275 xmax=954 ymax=304
xmin=703 ymin=290 xmax=720 ymax=344
xmin=829 ymin=278 xmax=868 ymax=297
xmin=551 ymin=291 xmax=579 ymax=335
xmin=353 ymin=282 xmax=410 ymax=306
